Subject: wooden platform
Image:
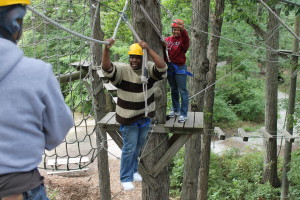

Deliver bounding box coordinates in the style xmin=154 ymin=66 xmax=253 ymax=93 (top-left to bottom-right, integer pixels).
xmin=98 ymin=112 xmax=203 ymax=134
xmin=98 ymin=111 xmax=203 ymax=189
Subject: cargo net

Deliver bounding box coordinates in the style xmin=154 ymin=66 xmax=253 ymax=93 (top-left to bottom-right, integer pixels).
xmin=19 ymin=0 xmax=122 ymax=172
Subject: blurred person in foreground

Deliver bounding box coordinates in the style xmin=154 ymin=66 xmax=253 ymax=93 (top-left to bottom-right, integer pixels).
xmin=0 ymin=1 xmax=73 ymax=199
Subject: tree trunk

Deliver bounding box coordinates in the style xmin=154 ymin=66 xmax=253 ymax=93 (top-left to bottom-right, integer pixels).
xmin=131 ymin=1 xmax=169 ymax=199
xmin=90 ymin=1 xmax=111 ymax=199
xmin=263 ymin=6 xmax=281 ymax=188
xmin=281 ymin=15 xmax=299 ymax=200
xmin=198 ymin=1 xmax=225 ymax=200
xmin=181 ymin=0 xmax=210 ymax=199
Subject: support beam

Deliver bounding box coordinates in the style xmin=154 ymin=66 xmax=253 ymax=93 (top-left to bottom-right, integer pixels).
xmin=149 ymin=134 xmax=191 ymax=177
xmin=214 ymin=127 xmax=226 ymax=140
xmin=281 ymin=129 xmax=295 ymax=143
xmin=238 ymin=128 xmax=249 ymax=142
xmin=260 ymin=127 xmax=273 ymax=141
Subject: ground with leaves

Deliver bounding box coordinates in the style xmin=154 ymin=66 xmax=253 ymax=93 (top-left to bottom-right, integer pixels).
xmin=43 ymin=159 xmax=144 ymax=200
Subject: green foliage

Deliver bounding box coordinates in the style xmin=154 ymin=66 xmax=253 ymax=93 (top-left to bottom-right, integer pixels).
xmin=169 ymin=148 xmax=185 ymax=196
xmin=214 ymin=72 xmax=265 ymax=123
xmin=289 ymin=148 xmax=300 ymax=184
xmin=170 ymin=149 xmax=300 ymax=199
xmin=64 ymin=80 xmax=92 ymax=113
xmin=213 ymin=96 xmax=239 ymax=122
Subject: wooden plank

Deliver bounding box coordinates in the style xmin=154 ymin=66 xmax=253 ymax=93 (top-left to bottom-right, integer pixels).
xmin=97 ymin=70 xmax=105 ymax=78
xmin=165 ymin=116 xmax=176 ymax=128
xmin=184 ymin=112 xmax=195 ymax=128
xmin=173 ymin=115 xmax=184 ymax=128
xmin=259 ymin=127 xmax=273 ymax=141
xmin=194 ymin=112 xmax=203 ymax=128
xmin=98 ymin=112 xmax=115 ymax=125
xmin=214 ymin=127 xmax=226 ymax=140
xmin=107 ymin=131 xmax=123 ymax=149
xmin=70 ymin=60 xmax=91 ymax=68
xmin=138 ymin=163 xmax=160 ymax=190
xmin=103 ymin=83 xmax=117 ymax=91
xmin=47 ymin=157 xmax=89 ymax=166
xmin=281 ymin=129 xmax=295 ymax=143
xmin=238 ymin=128 xmax=249 ymax=142
xmin=150 ymin=134 xmax=191 ymax=177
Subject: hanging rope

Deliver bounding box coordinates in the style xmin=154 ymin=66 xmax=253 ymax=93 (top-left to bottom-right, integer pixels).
xmin=112 ymin=0 xmax=130 ymax=39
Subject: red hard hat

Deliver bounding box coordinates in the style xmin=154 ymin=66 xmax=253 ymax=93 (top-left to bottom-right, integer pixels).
xmin=171 ymin=19 xmax=184 ymax=28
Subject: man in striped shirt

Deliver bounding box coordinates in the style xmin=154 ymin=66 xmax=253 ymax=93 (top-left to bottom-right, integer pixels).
xmin=101 ymin=39 xmax=167 ymax=190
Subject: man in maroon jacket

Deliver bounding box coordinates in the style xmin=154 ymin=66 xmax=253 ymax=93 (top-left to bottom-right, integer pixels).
xmin=164 ymin=19 xmax=190 ymax=123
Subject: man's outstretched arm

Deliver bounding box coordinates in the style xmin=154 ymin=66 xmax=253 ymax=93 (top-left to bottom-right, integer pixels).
xmin=102 ymin=38 xmax=115 ymax=72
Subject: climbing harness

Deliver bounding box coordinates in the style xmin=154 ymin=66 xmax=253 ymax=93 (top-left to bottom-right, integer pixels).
xmin=167 ymin=62 xmax=193 ymax=77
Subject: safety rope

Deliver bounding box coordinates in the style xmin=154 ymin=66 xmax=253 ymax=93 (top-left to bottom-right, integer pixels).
xmin=27 ymin=6 xmax=110 ymax=45
xmin=112 ymin=0 xmax=130 ymax=40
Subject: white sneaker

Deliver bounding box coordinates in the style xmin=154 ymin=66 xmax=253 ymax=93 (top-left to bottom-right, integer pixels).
xmin=178 ymin=115 xmax=187 ymax=123
xmin=121 ymin=182 xmax=135 ymax=190
xmin=133 ymin=172 xmax=142 ymax=182
xmin=168 ymin=110 xmax=180 ymax=118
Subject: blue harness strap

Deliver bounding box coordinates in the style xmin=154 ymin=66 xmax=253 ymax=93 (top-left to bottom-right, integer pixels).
xmin=167 ymin=62 xmax=193 ymax=77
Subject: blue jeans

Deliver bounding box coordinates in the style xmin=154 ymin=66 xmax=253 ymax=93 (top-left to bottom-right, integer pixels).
xmin=119 ymin=118 xmax=151 ymax=182
xmin=23 ymin=184 xmax=49 ymax=200
xmin=167 ymin=64 xmax=189 ymax=117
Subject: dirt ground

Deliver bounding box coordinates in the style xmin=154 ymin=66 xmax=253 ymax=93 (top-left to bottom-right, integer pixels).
xmin=41 ymin=112 xmax=144 ymax=200
xmin=42 ymin=159 xmax=143 ymax=200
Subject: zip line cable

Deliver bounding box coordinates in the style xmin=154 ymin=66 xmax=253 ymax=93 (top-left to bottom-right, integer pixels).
xmin=259 ymin=0 xmax=300 ymax=42
xmin=27 ymin=6 xmax=110 ymax=45
xmin=188 ymin=24 xmax=281 ymax=100
xmin=157 ymin=0 xmax=300 ymax=58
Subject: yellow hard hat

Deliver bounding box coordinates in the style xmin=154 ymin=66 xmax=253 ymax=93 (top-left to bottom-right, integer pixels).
xmin=0 ymin=0 xmax=31 ymax=6
xmin=128 ymin=43 xmax=143 ymax=56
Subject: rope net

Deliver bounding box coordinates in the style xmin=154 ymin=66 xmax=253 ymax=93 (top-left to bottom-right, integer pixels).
xmin=21 ymin=0 xmax=107 ymax=171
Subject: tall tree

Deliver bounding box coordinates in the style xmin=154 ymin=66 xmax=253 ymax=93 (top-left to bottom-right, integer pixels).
xmin=131 ymin=0 xmax=169 ymax=199
xmin=198 ymin=1 xmax=225 ymax=200
xmin=281 ymin=15 xmax=299 ymax=200
xmin=90 ymin=0 xmax=111 ymax=199
xmin=181 ymin=0 xmax=210 ymax=199
xmin=242 ymin=0 xmax=281 ymax=188
xmin=263 ymin=5 xmax=281 ymax=187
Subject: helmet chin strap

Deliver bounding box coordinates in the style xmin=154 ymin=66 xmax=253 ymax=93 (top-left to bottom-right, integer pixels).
xmin=0 ymin=26 xmax=16 ymax=43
